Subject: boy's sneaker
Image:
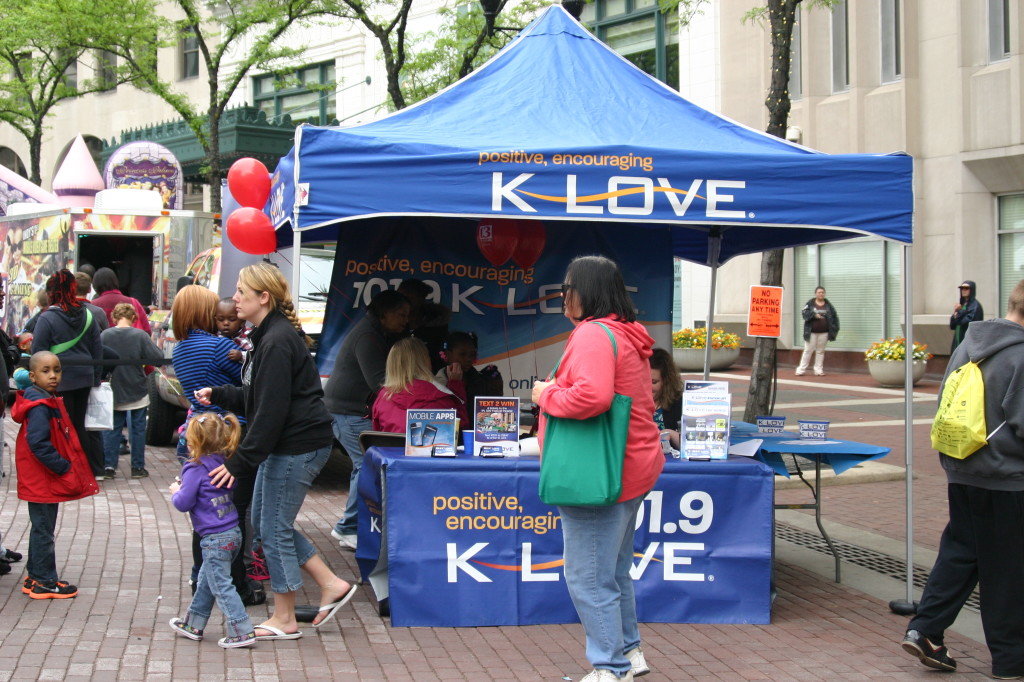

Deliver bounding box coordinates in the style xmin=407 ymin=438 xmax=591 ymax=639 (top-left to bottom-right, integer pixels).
xmin=218 ymin=631 xmax=256 ymax=649
xmin=0 ymin=561 xmax=10 ymax=576
xmin=901 ymin=629 xmax=957 ymax=671
xmin=28 ymin=580 xmax=78 ymax=599
xmin=247 ymin=553 xmax=270 ymax=582
xmin=21 ymin=577 xmax=35 ymax=594
xmin=131 ymin=468 xmax=149 ymax=479
xmin=2 ymin=548 xmax=23 ymax=562
xmin=169 ymin=617 xmax=203 ymax=641
xmin=103 ymin=467 xmax=116 ymax=480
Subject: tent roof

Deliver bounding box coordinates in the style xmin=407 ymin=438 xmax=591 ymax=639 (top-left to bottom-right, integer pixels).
xmin=271 ymin=5 xmax=913 ymax=265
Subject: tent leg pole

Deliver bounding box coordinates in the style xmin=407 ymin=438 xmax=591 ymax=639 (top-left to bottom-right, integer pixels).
xmin=890 ymin=243 xmax=918 ymax=615
xmin=291 ymin=229 xmax=302 ymax=307
xmin=703 ymin=233 xmax=722 ymax=381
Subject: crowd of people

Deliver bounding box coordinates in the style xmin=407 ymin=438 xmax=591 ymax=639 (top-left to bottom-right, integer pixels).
xmin=4 ymin=259 xmax=1020 ymax=679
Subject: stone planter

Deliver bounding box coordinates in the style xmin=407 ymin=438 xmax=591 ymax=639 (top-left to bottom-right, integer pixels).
xmin=867 ymin=359 xmax=927 ymax=387
xmin=672 ymin=347 xmax=740 ymax=372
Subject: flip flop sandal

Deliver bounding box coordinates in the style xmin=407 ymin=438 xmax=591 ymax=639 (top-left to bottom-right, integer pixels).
xmin=254 ymin=625 xmax=302 ymax=640
xmin=312 ymin=584 xmax=359 ymax=628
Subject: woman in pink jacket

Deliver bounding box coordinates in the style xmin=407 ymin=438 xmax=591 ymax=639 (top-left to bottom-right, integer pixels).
xmin=532 ymin=255 xmax=663 ymax=682
xmin=372 ymin=337 xmax=468 ymax=433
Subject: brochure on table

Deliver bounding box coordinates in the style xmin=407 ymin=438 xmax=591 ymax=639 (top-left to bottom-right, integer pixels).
xmin=681 ymin=381 xmax=731 ymax=460
xmin=473 ymin=397 xmax=520 ymax=456
xmin=406 ymin=409 xmax=458 ymax=457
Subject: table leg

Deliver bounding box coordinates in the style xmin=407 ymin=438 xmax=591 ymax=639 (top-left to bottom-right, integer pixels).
xmin=813 ymin=455 xmax=841 ymax=583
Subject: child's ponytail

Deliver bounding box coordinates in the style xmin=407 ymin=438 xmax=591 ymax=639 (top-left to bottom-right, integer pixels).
xmin=185 ymin=411 xmax=243 ymax=461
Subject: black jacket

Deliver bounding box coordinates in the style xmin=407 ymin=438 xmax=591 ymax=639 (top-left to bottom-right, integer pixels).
xmin=323 ymin=314 xmax=405 ymax=416
xmin=950 ymin=280 xmax=983 ymax=352
xmin=801 ymin=297 xmax=840 ymax=342
xmin=212 ymin=309 xmax=334 ymax=476
xmin=31 ymin=305 xmax=103 ymax=391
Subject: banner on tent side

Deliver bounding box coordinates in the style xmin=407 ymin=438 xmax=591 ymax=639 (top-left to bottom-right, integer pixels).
xmin=316 ymin=220 xmax=673 ymax=398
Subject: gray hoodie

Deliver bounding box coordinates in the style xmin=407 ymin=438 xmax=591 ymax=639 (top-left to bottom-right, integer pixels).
xmin=940 ymin=317 xmax=1024 ymax=491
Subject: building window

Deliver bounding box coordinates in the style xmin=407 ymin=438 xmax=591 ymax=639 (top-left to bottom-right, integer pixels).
xmin=998 ymin=195 xmax=1024 ymax=315
xmin=253 ymin=62 xmax=337 ymax=126
xmin=831 ymin=1 xmax=849 ymax=93
xmin=794 ymin=239 xmax=902 ymax=348
xmin=989 ymin=0 xmax=1010 ymax=62
xmin=789 ymin=7 xmax=802 ymax=100
xmin=881 ymin=0 xmax=901 ymax=83
xmin=180 ymin=30 xmax=199 ymax=79
xmin=61 ymin=50 xmax=78 ymax=90
xmin=96 ymin=50 xmax=116 ymax=91
xmin=582 ymin=0 xmax=680 ymax=87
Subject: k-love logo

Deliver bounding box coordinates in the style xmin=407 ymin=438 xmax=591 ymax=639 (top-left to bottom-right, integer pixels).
xmin=490 ymin=172 xmax=750 ymax=219
xmin=445 ymin=489 xmax=715 ymax=583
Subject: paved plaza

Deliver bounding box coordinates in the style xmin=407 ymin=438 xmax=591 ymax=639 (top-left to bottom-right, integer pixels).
xmin=0 ymin=367 xmax=1004 ymax=680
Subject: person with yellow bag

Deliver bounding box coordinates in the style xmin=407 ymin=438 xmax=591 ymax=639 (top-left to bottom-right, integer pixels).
xmin=900 ymin=279 xmax=1024 ymax=679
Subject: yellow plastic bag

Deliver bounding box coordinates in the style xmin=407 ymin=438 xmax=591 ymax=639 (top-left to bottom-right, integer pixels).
xmin=930 ymin=361 xmax=988 ymax=459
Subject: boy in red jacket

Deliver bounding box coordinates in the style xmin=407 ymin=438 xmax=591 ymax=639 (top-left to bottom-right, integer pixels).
xmin=11 ymin=351 xmax=99 ymax=599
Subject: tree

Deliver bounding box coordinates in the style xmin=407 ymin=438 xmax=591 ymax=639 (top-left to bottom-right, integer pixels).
xmin=0 ymin=0 xmax=130 ymax=184
xmin=740 ymin=0 xmax=837 ymax=422
xmin=401 ymin=0 xmax=545 ymax=106
xmin=321 ymin=0 xmax=415 ymax=111
xmin=54 ymin=0 xmax=328 ymax=208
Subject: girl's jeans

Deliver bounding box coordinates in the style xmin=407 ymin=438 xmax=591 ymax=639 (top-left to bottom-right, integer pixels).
xmin=252 ymin=445 xmax=331 ymax=593
xmin=184 ymin=526 xmax=254 ymax=638
xmin=558 ymin=495 xmax=646 ymax=677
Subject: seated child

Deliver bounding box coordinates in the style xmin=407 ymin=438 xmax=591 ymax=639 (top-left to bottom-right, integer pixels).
xmin=168 ymin=412 xmax=257 ymax=649
xmin=11 ymin=351 xmax=99 ymax=598
xmin=216 ymin=298 xmax=251 ymax=364
xmin=373 ymin=337 xmax=469 ymax=433
xmin=434 ymin=331 xmax=503 ymax=411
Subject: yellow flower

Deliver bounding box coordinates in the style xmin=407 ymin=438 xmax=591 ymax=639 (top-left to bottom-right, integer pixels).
xmin=673 ymin=328 xmax=741 ymax=350
xmin=864 ymin=337 xmax=933 ymax=362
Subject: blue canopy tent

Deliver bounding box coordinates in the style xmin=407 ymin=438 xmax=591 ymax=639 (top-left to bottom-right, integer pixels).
xmin=268 ymin=4 xmax=918 ymax=602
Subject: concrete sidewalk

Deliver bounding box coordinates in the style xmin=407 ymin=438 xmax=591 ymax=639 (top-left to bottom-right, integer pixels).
xmin=0 ymin=370 xmax=1002 ymax=680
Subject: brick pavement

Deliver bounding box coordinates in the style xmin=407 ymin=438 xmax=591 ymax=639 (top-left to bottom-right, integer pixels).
xmin=0 ymin=371 xmax=1004 ymax=680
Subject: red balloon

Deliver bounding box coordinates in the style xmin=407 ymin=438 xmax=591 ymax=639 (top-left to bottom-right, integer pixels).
xmin=226 ymin=207 xmax=277 ymax=255
xmin=511 ymin=220 xmax=546 ymax=269
xmin=227 ymin=158 xmax=272 ymax=209
xmin=476 ymin=218 xmax=519 ymax=267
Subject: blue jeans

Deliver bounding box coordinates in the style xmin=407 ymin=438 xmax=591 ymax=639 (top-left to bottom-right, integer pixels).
xmin=558 ymin=495 xmax=645 ymax=677
xmin=184 ymin=527 xmax=254 ymax=638
xmin=103 ymin=407 xmax=148 ymax=470
xmin=331 ymin=413 xmax=370 ymax=536
xmin=252 ymin=446 xmax=330 ymax=593
xmin=27 ymin=502 xmax=59 ymax=584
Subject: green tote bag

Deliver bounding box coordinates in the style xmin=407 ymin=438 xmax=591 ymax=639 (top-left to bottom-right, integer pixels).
xmin=538 ymin=322 xmax=632 ymax=506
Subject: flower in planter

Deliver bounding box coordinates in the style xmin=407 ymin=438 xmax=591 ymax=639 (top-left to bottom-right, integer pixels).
xmin=864 ymin=337 xmax=933 ymax=362
xmin=672 ymin=327 xmax=741 ymax=350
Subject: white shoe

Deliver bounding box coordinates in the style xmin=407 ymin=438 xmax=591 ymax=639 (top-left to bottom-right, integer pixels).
xmin=580 ymin=670 xmax=633 ymax=681
xmin=794 ymin=370 xmax=806 ymax=376
xmin=331 ymin=529 xmax=357 ymax=551
xmin=626 ymin=647 xmax=650 ymax=677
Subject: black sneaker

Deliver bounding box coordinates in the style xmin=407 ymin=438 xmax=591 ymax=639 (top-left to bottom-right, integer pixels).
xmin=0 ymin=561 xmax=10 ymax=576
xmin=131 ymin=468 xmax=149 ymax=479
xmin=2 ymin=548 xmax=23 ymax=562
xmin=21 ymin=577 xmax=35 ymax=594
xmin=28 ymin=580 xmax=78 ymax=600
xmin=901 ymin=629 xmax=956 ymax=671
xmin=104 ymin=467 xmax=116 ymax=480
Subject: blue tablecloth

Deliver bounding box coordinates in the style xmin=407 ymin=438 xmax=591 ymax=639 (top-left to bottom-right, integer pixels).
xmin=731 ymin=422 xmax=891 ymax=476
xmin=358 ymin=448 xmax=774 ymax=627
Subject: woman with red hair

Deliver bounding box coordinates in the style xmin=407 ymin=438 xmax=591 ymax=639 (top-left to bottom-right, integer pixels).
xmin=30 ymin=270 xmax=105 ymax=477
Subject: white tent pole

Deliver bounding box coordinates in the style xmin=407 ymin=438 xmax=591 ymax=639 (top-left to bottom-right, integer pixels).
xmin=703 ymin=231 xmax=722 ymax=381
xmin=292 ymin=228 xmax=302 ymax=304
xmin=903 ymin=243 xmax=915 ymax=603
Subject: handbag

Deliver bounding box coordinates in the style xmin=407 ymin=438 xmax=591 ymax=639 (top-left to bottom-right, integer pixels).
xmin=538 ymin=322 xmax=632 ymax=506
xmin=85 ymin=382 xmax=114 ymax=431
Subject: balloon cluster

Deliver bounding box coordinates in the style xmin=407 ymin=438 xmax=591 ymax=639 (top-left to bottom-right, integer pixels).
xmin=475 ymin=218 xmax=547 ymax=269
xmin=225 ymin=158 xmax=275 ymax=255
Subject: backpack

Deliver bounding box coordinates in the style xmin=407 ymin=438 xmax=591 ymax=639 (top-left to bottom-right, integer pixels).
xmin=930 ymin=359 xmax=1005 ymax=459
xmin=0 ymin=328 xmax=18 ymax=377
